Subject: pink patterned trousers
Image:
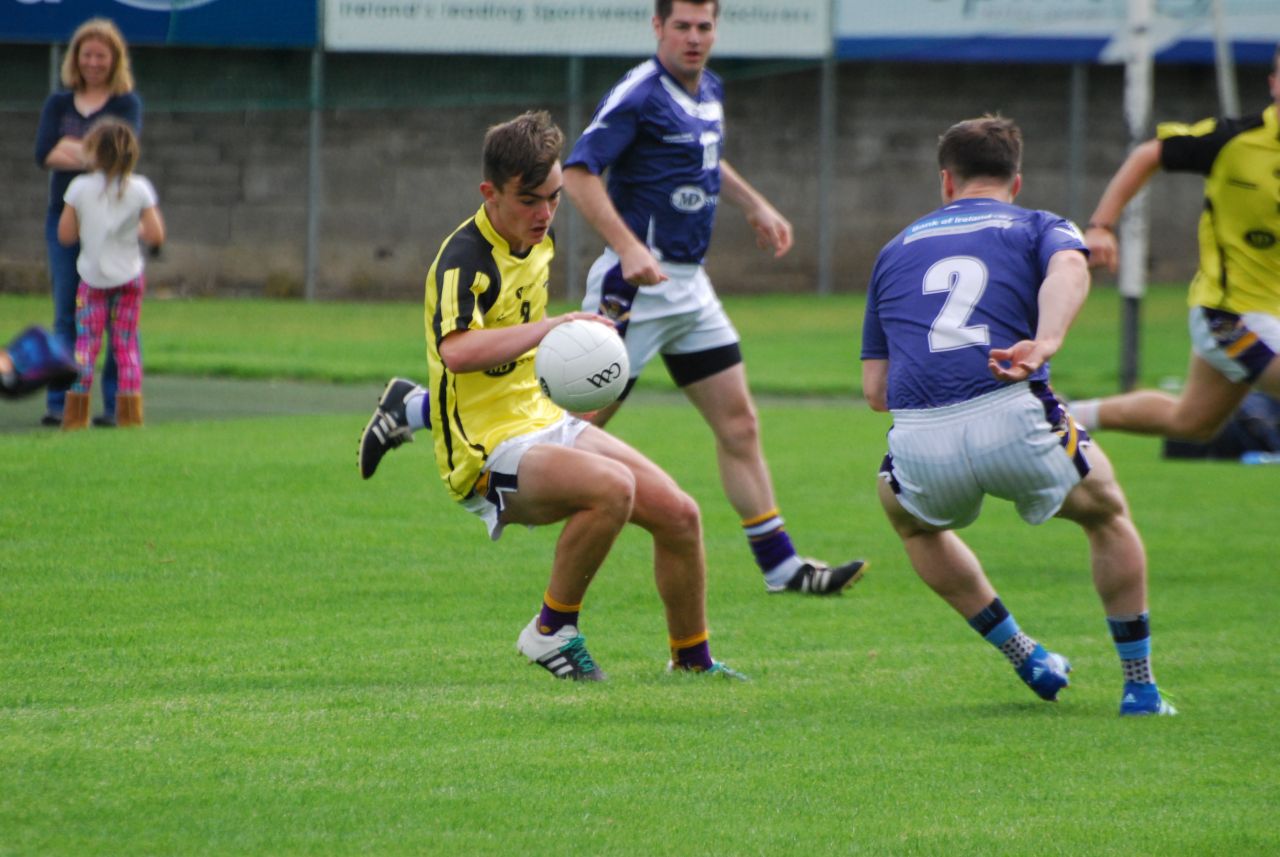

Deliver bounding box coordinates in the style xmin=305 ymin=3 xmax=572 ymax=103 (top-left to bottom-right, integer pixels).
xmin=73 ymin=276 xmax=144 ymax=394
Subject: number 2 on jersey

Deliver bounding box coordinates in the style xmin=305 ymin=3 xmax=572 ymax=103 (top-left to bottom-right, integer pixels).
xmin=923 ymin=256 xmax=990 ymax=352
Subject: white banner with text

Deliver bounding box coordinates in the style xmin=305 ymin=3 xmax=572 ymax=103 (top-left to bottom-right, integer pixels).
xmin=325 ymin=0 xmax=829 ymax=58
xmin=836 ymin=0 xmax=1279 ymax=63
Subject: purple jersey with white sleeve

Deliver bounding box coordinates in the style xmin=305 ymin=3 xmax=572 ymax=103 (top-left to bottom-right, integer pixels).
xmin=861 ymin=198 xmax=1087 ymax=410
xmin=566 ymin=58 xmax=723 ymax=265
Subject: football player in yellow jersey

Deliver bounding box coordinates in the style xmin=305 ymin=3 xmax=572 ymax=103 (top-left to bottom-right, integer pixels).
xmin=1072 ymin=45 xmax=1280 ymax=441
xmin=359 ymin=111 xmax=744 ymax=681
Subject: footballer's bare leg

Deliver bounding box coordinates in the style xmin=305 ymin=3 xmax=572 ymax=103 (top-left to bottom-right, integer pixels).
xmin=1257 ymin=352 xmax=1280 ymax=398
xmin=680 ymin=364 xmax=777 ymax=519
xmin=877 ymin=478 xmax=995 ymax=618
xmin=685 ymin=362 xmax=865 ymax=594
xmin=588 ymin=396 xmax=625 ymax=429
xmin=1096 ymin=353 xmax=1251 ymax=443
xmin=574 ymin=425 xmax=708 ymax=640
xmin=501 ymin=443 xmax=635 ymax=607
xmin=1056 ymin=441 xmax=1172 ymax=714
xmin=1054 ymin=443 xmax=1148 ymax=617
xmin=878 ymin=477 xmax=1070 ymax=701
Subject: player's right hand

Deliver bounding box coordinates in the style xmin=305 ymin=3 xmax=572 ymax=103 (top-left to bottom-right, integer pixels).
xmin=1085 ymin=226 xmax=1119 ymax=273
xmin=619 ymin=245 xmax=668 ymax=287
xmin=988 ymin=340 xmax=1049 ymax=383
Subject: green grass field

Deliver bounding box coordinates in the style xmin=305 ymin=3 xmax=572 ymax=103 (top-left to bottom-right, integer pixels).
xmin=2 ymin=291 xmax=1277 ymax=855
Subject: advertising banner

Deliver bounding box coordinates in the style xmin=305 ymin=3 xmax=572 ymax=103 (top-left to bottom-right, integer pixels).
xmin=4 ymin=0 xmax=318 ymax=47
xmin=836 ymin=0 xmax=1279 ymax=64
xmin=324 ymin=0 xmax=828 ymax=58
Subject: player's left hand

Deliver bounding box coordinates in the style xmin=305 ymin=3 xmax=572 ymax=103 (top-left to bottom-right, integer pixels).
xmin=746 ymin=205 xmax=793 ymax=258
xmin=988 ymin=340 xmax=1048 ymax=382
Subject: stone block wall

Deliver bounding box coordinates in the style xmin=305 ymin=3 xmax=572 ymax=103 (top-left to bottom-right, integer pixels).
xmin=0 ymin=54 xmax=1253 ymax=301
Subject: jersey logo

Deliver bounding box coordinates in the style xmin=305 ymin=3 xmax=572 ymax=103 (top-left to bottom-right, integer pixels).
xmin=671 ymin=185 xmax=711 ymax=213
xmin=1245 ymin=230 xmax=1275 ymax=249
xmin=904 ymin=213 xmax=1013 ymax=244
xmin=484 ymin=362 xmax=517 ymax=377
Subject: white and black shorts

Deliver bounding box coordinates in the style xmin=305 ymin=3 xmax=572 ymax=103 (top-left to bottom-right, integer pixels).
xmin=879 ymin=382 xmax=1091 ymax=529
xmin=460 ymin=414 xmax=590 ymax=541
xmin=583 ymin=250 xmax=741 ymax=397
xmin=1189 ymin=306 xmax=1280 ymax=384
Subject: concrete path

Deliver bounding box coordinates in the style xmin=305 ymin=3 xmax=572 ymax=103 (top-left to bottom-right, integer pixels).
xmin=0 ymin=376 xmax=379 ymax=433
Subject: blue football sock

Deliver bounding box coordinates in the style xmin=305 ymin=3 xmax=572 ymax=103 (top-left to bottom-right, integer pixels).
xmin=1108 ymin=612 xmax=1154 ymax=684
xmin=968 ymin=598 xmax=1038 ymax=668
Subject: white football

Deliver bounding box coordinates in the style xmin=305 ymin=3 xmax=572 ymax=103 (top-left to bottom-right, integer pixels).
xmin=535 ymin=319 xmax=630 ymax=412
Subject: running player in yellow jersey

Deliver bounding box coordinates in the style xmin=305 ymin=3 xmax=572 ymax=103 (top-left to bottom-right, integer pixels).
xmin=1072 ymin=45 xmax=1280 ymax=441
xmin=359 ymin=111 xmax=744 ymax=681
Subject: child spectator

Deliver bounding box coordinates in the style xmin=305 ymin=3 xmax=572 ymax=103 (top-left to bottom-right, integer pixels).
xmin=57 ymin=117 xmax=164 ymax=429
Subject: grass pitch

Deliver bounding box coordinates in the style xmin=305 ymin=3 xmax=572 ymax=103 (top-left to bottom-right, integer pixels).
xmin=1 ymin=291 xmax=1277 ymax=854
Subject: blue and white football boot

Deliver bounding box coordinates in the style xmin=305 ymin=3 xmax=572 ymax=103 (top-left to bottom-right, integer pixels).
xmin=1015 ymin=644 xmax=1072 ymax=701
xmin=1119 ymin=682 xmax=1177 ymax=716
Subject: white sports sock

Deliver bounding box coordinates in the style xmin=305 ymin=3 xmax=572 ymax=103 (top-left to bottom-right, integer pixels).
xmin=1070 ymin=398 xmax=1100 ymax=429
xmin=405 ymin=390 xmax=428 ymax=432
xmin=762 ymin=555 xmax=805 ymax=588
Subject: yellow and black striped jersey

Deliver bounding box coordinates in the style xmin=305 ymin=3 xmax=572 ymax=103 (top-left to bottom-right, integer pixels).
xmin=424 ymin=205 xmax=563 ymax=501
xmin=1157 ymin=104 xmax=1280 ymax=315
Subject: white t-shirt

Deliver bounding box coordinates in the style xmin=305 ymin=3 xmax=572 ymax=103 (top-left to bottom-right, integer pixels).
xmin=64 ymin=172 xmax=158 ymax=288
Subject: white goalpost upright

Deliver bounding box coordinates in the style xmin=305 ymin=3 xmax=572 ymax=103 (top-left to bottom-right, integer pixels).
xmin=1212 ymin=0 xmax=1241 ymax=117
xmin=1118 ymin=0 xmax=1155 ymax=391
xmin=1116 ymin=0 xmax=1250 ymax=389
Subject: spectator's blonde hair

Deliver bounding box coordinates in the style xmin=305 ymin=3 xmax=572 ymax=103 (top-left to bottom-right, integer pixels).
xmin=84 ymin=117 xmax=140 ymax=199
xmin=62 ymin=18 xmax=134 ymax=96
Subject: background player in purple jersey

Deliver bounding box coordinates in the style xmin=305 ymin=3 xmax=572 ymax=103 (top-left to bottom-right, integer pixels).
xmin=862 ymin=116 xmax=1174 ymax=715
xmin=562 ymin=0 xmax=866 ymax=596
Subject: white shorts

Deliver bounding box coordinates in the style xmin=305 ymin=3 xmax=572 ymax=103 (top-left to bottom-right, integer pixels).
xmin=1188 ymin=306 xmax=1280 ymax=383
xmin=460 ymin=414 xmax=590 ymax=541
xmin=583 ymin=250 xmax=739 ymax=379
xmin=880 ymin=382 xmax=1090 ymax=529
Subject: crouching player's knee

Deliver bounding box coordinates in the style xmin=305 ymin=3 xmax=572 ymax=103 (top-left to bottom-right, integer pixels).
xmin=594 ymin=463 xmax=638 ymax=525
xmin=653 ymin=486 xmax=703 ymax=548
xmin=1060 ymin=468 xmax=1132 ymax=531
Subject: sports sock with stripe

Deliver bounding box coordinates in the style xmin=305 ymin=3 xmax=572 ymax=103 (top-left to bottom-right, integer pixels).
xmin=670 ymin=630 xmax=714 ymax=671
xmin=537 ymin=592 xmax=581 ymax=636
xmin=968 ymin=597 xmax=1039 ymax=668
xmin=743 ymin=509 xmax=805 ymax=588
xmin=405 ymin=389 xmax=430 ymax=431
xmin=1107 ymin=612 xmax=1155 ymax=684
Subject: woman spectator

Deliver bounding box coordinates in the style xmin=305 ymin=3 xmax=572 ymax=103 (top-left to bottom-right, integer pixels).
xmin=34 ymin=17 xmax=142 ymax=428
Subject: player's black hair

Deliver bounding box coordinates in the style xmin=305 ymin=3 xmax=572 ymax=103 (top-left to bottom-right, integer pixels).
xmin=656 ymin=0 xmax=719 ymax=23
xmin=937 ymin=115 xmax=1022 ymax=184
xmin=482 ymin=110 xmax=564 ymax=193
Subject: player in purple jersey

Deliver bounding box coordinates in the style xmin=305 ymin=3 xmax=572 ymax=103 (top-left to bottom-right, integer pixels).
xmin=563 ymin=0 xmax=866 ymax=597
xmin=862 ymin=116 xmax=1174 ymax=716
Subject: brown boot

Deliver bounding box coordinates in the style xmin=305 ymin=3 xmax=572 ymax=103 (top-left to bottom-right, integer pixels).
xmin=116 ymin=393 xmax=144 ymax=427
xmin=61 ymin=391 xmax=91 ymax=431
